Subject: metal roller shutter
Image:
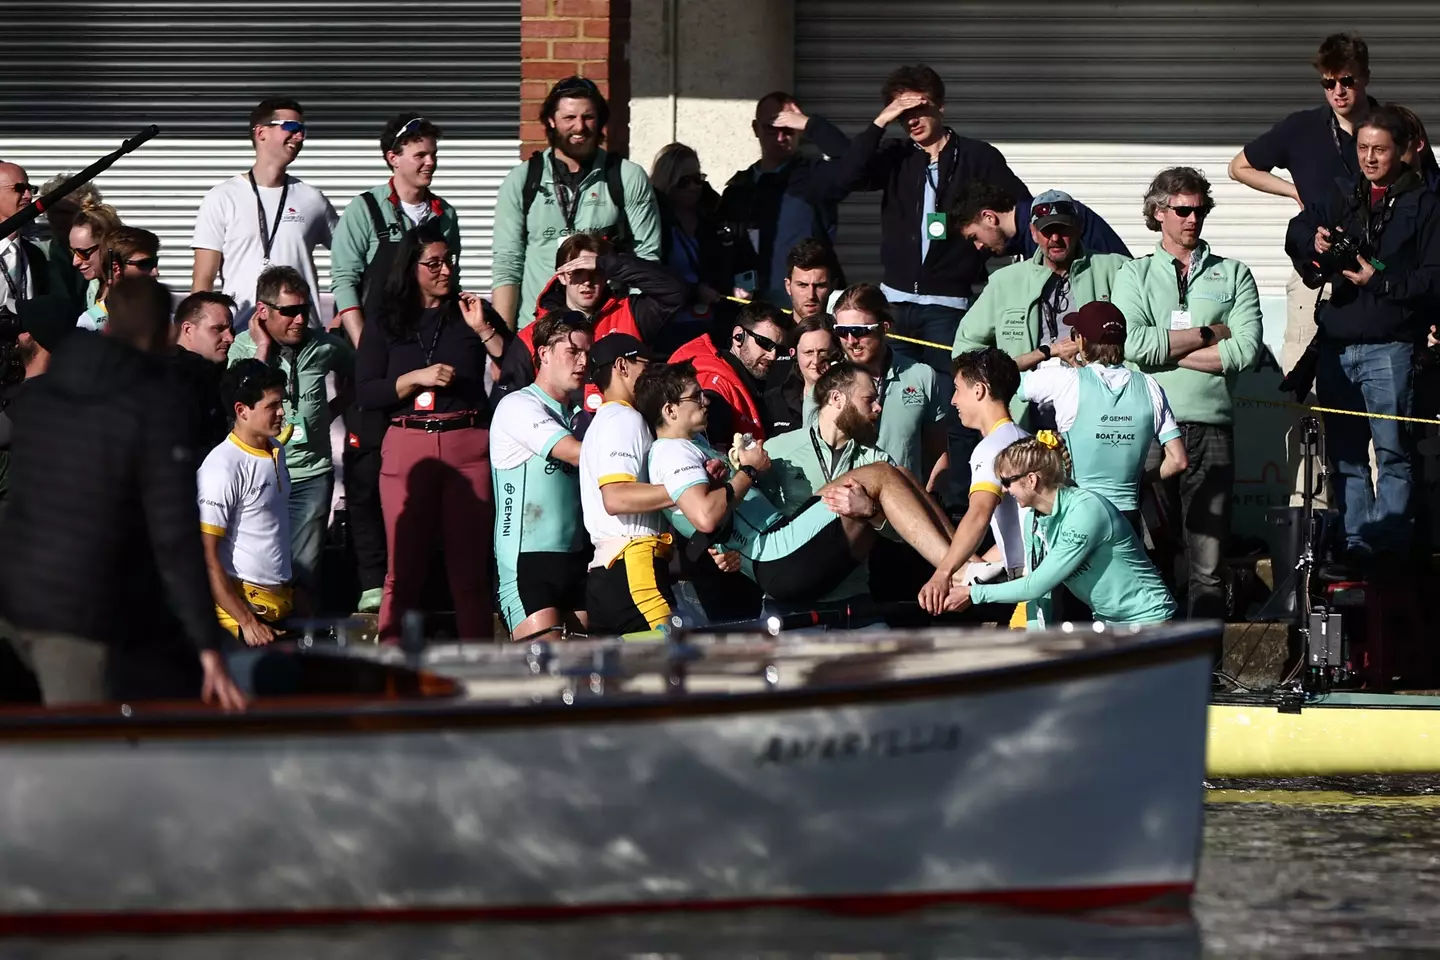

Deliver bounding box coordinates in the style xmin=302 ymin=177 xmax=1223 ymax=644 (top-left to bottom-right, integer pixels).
xmin=795 ymin=1 xmax=1440 ymax=297
xmin=1 ymin=1 xmax=519 ymax=293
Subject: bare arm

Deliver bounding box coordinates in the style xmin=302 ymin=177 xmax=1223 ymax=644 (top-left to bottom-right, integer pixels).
xmin=601 ymin=480 xmax=675 ymax=515
xmin=550 ymin=435 xmax=581 ymax=467
xmin=1157 ymin=436 xmax=1189 ymax=480
xmin=492 ymin=285 xmax=519 ymax=330
xmin=334 ymin=307 xmax=366 ymax=346
xmin=935 ymin=491 xmax=1000 ymax=579
xmin=192 ymin=248 xmax=222 ymax=294
xmin=202 ymin=533 xmax=275 ymax=645
xmin=674 ymin=471 xmax=757 ymax=535
xmin=1228 ymin=149 xmax=1302 ymax=205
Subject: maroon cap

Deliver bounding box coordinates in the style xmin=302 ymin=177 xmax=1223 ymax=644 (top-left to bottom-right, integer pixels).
xmin=1066 ymin=301 xmax=1126 ymax=345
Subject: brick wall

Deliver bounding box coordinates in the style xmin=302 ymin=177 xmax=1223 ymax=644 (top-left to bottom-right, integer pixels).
xmin=520 ymin=0 xmax=631 ymax=159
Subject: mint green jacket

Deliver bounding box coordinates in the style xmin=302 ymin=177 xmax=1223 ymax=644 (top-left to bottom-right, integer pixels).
xmin=330 ymin=183 xmax=461 ymax=317
xmin=491 ymin=148 xmax=661 ymax=328
xmin=952 ymin=247 xmax=1130 ymax=422
xmin=1113 ymin=241 xmax=1262 ymax=426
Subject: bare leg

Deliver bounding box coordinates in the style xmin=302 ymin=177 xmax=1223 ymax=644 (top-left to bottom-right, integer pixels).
xmin=819 ymin=463 xmax=953 ymax=568
xmin=896 ymin=464 xmax=955 ymax=538
xmin=512 ymin=608 xmax=564 ymax=642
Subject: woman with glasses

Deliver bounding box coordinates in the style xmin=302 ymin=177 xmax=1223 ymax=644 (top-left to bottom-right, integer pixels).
xmin=66 ymin=193 xmax=122 ymax=327
xmin=650 ymin=143 xmax=733 ymax=345
xmin=356 ymin=222 xmax=509 ymax=643
xmin=77 ymin=227 xmax=160 ymax=331
xmin=764 ymin=315 xmax=839 ymax=435
xmin=947 ymin=432 xmax=1175 ymax=629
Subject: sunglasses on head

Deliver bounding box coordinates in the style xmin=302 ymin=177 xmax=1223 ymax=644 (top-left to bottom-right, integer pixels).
xmin=125 ymin=256 xmax=159 ymax=273
xmin=5 ymin=182 xmax=33 ymax=196
xmin=71 ymin=243 xmax=100 ymax=260
xmin=262 ymin=119 xmax=306 ymax=135
xmin=1031 ymin=200 xmax=1078 ymax=221
xmin=836 ymin=323 xmax=881 ymax=339
xmin=390 ymin=117 xmax=428 ymax=153
xmin=1321 ymin=75 xmax=1359 ymax=91
xmin=675 ymin=173 xmax=707 ymax=188
xmin=419 ymin=255 xmax=455 ymax=273
xmin=263 ymin=300 xmax=310 ymax=318
xmin=743 ymin=329 xmax=782 ymax=354
xmin=1166 ymin=204 xmax=1209 ymax=220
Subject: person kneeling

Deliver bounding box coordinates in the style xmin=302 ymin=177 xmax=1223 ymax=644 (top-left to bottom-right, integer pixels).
xmin=636 ymin=362 xmax=955 ymax=606
xmin=198 ymin=359 xmax=298 ymax=646
xmin=946 ymin=432 xmax=1176 ymax=628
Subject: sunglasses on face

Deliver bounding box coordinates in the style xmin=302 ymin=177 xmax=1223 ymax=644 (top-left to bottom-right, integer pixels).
xmin=1166 ymin=204 xmax=1209 ymax=220
xmin=419 ymin=256 xmax=455 ymax=273
xmin=743 ymin=329 xmax=782 ymax=354
xmin=836 ymin=323 xmax=881 ymax=340
xmin=390 ymin=117 xmax=428 ymax=153
xmin=71 ymin=243 xmax=100 ymax=260
xmin=1031 ymin=200 xmax=1078 ymax=221
xmin=262 ymin=119 xmax=307 ymax=135
xmin=999 ymin=473 xmax=1028 ymax=489
xmin=675 ymin=173 xmax=707 ymax=188
xmin=263 ymin=300 xmax=310 ymax=318
xmin=125 ymin=256 xmax=159 ymax=273
xmin=1321 ymin=75 xmax=1359 ymax=91
xmin=5 ymin=182 xmax=33 ymax=196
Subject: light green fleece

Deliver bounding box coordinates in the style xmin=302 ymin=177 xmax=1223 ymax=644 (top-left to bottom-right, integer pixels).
xmin=1113 ymin=240 xmax=1262 ymax=426
xmin=491 ymin=147 xmax=661 ymax=328
xmin=952 ymin=247 xmax=1130 ymax=423
xmin=329 ymin=183 xmax=462 ymax=317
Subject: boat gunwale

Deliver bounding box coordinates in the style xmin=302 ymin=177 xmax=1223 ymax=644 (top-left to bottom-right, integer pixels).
xmin=0 ymin=623 xmax=1220 ymax=743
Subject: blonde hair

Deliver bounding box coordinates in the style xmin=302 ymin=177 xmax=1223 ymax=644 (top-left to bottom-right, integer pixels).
xmin=994 ymin=431 xmax=1073 ymax=489
xmin=70 ymin=193 xmax=122 ymax=243
xmin=1076 ymin=339 xmax=1125 ymax=366
xmin=40 ymin=175 xmax=114 ymax=239
xmin=649 ymin=142 xmax=699 ymax=196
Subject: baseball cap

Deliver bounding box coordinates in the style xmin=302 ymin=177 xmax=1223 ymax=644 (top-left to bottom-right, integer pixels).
xmin=588 ymin=332 xmax=657 ymax=369
xmin=17 ymin=295 xmax=78 ymax=354
xmin=1031 ymin=189 xmax=1082 ymax=231
xmin=1066 ymin=301 xmax=1127 ymax=345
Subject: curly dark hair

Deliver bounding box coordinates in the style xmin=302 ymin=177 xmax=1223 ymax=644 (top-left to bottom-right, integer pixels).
xmin=951 ymin=180 xmax=1020 ymax=227
xmin=882 ymin=64 xmax=945 ymax=106
xmin=380 ymin=220 xmax=455 ymax=340
xmin=635 ymin=360 xmax=699 ymax=430
xmin=1314 ymin=33 xmax=1369 ymax=78
xmin=952 ymin=348 xmax=1020 ymax=405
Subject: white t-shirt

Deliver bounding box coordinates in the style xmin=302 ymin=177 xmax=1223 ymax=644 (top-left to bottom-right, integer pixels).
xmin=399 ymin=199 xmax=432 ymax=228
xmin=192 ymin=174 xmax=338 ymax=328
xmin=968 ymin=419 xmax=1031 ymax=573
xmin=579 ymin=400 xmax=665 ymax=567
xmin=1020 ymin=364 xmax=1180 ymax=438
xmin=198 ymin=434 xmax=293 ymax=587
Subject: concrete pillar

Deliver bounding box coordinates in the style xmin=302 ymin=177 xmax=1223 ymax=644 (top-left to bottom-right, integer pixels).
xmin=630 ymin=0 xmax=794 ymax=184
xmin=520 ymin=0 xmax=631 ymax=159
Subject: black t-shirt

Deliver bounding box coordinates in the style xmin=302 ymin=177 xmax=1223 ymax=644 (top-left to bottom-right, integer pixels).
xmin=1245 ymin=104 xmax=1365 ymax=210
xmin=355 ymin=305 xmax=493 ymax=419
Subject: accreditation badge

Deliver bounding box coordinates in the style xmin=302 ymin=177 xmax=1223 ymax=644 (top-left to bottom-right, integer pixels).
xmin=414 ymin=390 xmax=436 ymax=412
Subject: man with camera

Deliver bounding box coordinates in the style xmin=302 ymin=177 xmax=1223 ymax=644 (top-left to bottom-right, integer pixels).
xmin=1286 ymin=106 xmax=1440 ymax=579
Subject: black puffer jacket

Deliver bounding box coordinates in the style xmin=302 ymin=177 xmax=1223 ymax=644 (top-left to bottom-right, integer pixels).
xmin=0 ymin=330 xmax=225 ymax=655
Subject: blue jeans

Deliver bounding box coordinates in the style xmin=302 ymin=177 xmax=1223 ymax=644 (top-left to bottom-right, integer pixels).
xmin=1316 ymin=341 xmax=1416 ymax=555
xmin=889 ymin=301 xmax=975 ymax=512
xmin=288 ymin=473 xmax=334 ymax=596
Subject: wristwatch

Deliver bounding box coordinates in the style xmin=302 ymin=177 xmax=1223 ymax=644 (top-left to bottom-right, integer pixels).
xmin=1037 ymin=343 xmax=1052 ymax=360
xmin=1198 ymin=325 xmax=1215 ymax=345
xmin=738 ymin=464 xmax=761 ymax=483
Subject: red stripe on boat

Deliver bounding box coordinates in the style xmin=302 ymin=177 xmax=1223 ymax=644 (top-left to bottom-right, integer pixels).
xmin=0 ymin=882 xmax=1193 ymax=936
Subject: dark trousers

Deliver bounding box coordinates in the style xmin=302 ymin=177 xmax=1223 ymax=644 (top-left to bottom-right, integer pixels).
xmin=343 ymin=444 xmax=388 ymax=592
xmin=889 ymin=301 xmax=977 ymax=513
xmin=1143 ymin=424 xmax=1234 ymax=620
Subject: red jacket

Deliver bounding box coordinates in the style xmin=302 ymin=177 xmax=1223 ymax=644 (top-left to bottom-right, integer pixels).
xmin=668 ymin=333 xmax=766 ymax=441
xmin=518 ymin=275 xmax=644 ymax=412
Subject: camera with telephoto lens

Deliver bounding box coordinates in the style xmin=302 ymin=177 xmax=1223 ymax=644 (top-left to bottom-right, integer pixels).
xmin=1305 ymin=226 xmax=1369 ymax=287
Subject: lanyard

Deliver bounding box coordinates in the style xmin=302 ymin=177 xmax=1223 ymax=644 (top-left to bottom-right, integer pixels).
xmin=1172 ymin=258 xmax=1188 ymax=310
xmin=1040 ymin=274 xmax=1067 ymax=343
xmin=808 ymin=427 xmax=851 ymax=485
xmin=280 ymin=345 xmax=300 ymax=409
xmin=247 ymin=171 xmax=289 ymax=264
xmin=420 ymin=310 xmax=446 ymax=365
xmin=0 ymin=245 xmax=24 ymax=304
xmin=919 ymin=133 xmax=955 ymax=208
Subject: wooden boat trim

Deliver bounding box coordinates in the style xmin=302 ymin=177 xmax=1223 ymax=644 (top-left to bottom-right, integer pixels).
xmin=0 ymin=624 xmax=1217 ymax=743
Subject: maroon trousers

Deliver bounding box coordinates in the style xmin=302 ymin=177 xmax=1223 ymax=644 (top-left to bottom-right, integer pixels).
xmin=378 ymin=425 xmax=494 ymax=641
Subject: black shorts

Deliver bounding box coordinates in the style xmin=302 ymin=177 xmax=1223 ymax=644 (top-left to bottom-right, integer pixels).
xmin=499 ymin=551 xmax=589 ymax=632
xmin=585 ymin=539 xmax=677 ymax=636
xmin=752 ymin=500 xmax=859 ymax=603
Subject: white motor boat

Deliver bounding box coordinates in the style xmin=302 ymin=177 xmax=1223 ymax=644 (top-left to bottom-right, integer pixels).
xmin=0 ymin=621 xmax=1217 ymax=934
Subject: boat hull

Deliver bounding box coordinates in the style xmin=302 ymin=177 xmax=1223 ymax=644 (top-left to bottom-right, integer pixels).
xmin=1208 ymin=693 xmax=1440 ymax=778
xmin=0 ymin=636 xmax=1212 ymax=933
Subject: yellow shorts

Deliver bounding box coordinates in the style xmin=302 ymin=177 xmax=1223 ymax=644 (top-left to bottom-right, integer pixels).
xmin=216 ymin=580 xmax=295 ymax=636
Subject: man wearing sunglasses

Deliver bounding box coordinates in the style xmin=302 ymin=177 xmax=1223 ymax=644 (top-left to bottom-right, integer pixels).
xmin=955 ymin=184 xmax=1130 ymax=260
xmin=1114 ymin=167 xmax=1262 ymax=622
xmin=668 ymin=300 xmax=792 ymax=445
xmin=1230 ymin=33 xmax=1378 ymax=380
xmin=192 ymin=97 xmax=338 ymax=331
xmin=0 ymin=161 xmax=85 ymax=319
xmin=227 ymin=266 xmax=352 ymax=602
xmin=953 ymin=189 xmax=1132 ymax=427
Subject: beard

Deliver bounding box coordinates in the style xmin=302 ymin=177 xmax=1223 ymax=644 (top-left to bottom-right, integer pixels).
xmin=836 ymin=402 xmax=879 ymax=448
xmin=549 ymin=126 xmax=600 ymax=163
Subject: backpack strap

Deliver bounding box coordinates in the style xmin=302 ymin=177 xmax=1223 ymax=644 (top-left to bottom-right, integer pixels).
xmin=520 ymin=151 xmax=545 ymax=247
xmin=603 ymin=151 xmax=633 ymax=250
xmin=359 ymin=191 xmax=389 ymax=243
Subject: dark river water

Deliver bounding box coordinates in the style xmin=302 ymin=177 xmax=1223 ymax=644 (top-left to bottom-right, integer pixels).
xmin=13 ymin=780 xmax=1440 ymax=959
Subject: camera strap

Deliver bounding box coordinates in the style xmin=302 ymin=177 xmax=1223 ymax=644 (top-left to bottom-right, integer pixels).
xmin=0 ymin=242 xmax=26 ymax=304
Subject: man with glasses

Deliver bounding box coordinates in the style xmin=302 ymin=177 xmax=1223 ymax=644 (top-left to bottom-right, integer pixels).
xmin=192 ymin=97 xmax=339 ymax=330
xmin=955 ymin=184 xmax=1130 ymax=259
xmin=668 ymin=300 xmax=792 ymax=444
xmin=1115 ymin=167 xmax=1262 ymax=621
xmin=227 ymin=266 xmax=352 ymax=601
xmin=1230 ymin=33 xmax=1378 ymax=378
xmin=952 ymin=190 xmax=1131 ymax=428
xmin=717 ymin=92 xmax=851 ymax=306
xmin=0 ymin=162 xmax=84 ymax=317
